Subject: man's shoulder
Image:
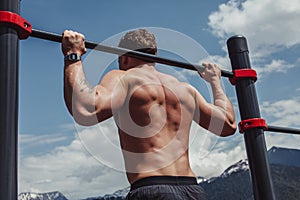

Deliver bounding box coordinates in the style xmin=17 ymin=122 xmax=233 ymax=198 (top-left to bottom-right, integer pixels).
xmin=107 ymin=69 xmax=126 ymax=75
xmin=103 ymin=69 xmax=126 ymax=79
xmin=100 ymin=70 xmax=127 ymax=85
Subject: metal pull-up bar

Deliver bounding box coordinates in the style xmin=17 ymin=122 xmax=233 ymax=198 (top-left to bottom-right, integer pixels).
xmin=31 ymin=29 xmax=235 ymax=78
xmin=267 ymin=125 xmax=300 ymax=135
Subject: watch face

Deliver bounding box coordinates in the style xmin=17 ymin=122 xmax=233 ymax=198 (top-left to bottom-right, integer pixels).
xmin=65 ymin=53 xmax=81 ymax=61
xmin=70 ymin=53 xmax=78 ymax=60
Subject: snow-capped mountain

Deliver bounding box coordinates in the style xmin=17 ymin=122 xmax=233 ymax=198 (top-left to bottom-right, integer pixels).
xmin=203 ymin=159 xmax=249 ymax=184
xmin=18 ymin=191 xmax=67 ymax=200
xmin=220 ymin=159 xmax=249 ymax=178
xmin=196 ymin=176 xmax=208 ymax=184
xmin=111 ymin=187 xmax=130 ymax=197
xmin=84 ymin=187 xmax=129 ymax=200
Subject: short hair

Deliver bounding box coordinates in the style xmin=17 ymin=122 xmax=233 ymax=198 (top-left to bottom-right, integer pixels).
xmin=118 ymin=29 xmax=157 ymax=55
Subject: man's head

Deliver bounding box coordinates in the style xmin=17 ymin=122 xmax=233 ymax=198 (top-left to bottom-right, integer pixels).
xmin=118 ymin=29 xmax=157 ymax=70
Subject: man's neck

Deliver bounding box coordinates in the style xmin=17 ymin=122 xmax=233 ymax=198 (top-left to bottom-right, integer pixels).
xmin=137 ymin=63 xmax=156 ymax=69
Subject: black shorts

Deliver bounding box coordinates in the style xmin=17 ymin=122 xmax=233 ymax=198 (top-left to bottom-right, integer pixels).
xmin=126 ymin=176 xmax=206 ymax=200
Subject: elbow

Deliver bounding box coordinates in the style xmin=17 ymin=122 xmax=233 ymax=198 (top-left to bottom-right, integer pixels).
xmin=71 ymin=106 xmax=99 ymax=126
xmin=73 ymin=115 xmax=97 ymax=126
xmin=219 ymin=121 xmax=237 ymax=137
xmin=71 ymin=105 xmax=112 ymax=126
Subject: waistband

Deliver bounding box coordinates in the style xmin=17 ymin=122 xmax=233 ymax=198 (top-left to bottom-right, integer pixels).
xmin=130 ymin=176 xmax=198 ymax=191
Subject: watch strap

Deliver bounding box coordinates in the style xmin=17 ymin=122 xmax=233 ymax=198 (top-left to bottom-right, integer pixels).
xmin=64 ymin=53 xmax=81 ymax=61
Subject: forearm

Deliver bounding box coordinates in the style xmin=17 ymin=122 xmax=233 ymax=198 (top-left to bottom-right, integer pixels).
xmin=210 ymin=79 xmax=236 ymax=133
xmin=210 ymin=79 xmax=229 ymax=112
xmin=64 ymin=60 xmax=96 ymax=118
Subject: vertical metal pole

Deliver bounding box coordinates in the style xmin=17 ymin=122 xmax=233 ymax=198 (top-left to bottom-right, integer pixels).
xmin=227 ymin=36 xmax=275 ymax=200
xmin=0 ymin=0 xmax=19 ymax=199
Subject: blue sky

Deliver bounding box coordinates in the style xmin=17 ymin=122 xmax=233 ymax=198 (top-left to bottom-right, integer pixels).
xmin=18 ymin=0 xmax=300 ymax=199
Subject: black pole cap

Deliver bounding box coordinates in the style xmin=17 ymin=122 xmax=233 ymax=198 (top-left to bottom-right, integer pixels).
xmin=227 ymin=35 xmax=249 ymax=56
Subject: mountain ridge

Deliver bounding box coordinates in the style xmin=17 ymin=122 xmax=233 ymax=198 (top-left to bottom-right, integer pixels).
xmin=18 ymin=191 xmax=67 ymax=200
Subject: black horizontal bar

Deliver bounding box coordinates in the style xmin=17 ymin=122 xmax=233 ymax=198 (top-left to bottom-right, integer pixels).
xmin=267 ymin=125 xmax=300 ymax=135
xmin=30 ymin=29 xmax=234 ymax=78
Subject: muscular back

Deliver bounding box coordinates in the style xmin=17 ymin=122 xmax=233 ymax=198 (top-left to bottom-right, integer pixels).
xmin=62 ymin=30 xmax=236 ymax=185
xmin=114 ymin=65 xmax=197 ymax=183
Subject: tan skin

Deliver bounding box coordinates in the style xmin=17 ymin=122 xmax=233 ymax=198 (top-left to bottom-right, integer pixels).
xmin=62 ymin=30 xmax=237 ymax=184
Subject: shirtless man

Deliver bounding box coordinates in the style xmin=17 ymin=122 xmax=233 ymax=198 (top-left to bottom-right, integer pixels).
xmin=62 ymin=29 xmax=236 ymax=200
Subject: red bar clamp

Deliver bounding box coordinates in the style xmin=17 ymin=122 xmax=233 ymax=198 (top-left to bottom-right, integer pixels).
xmin=0 ymin=11 xmax=32 ymax=39
xmin=229 ymin=69 xmax=257 ymax=85
xmin=239 ymin=118 xmax=268 ymax=133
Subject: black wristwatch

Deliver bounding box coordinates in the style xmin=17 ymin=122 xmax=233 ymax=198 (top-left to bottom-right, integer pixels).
xmin=64 ymin=53 xmax=81 ymax=62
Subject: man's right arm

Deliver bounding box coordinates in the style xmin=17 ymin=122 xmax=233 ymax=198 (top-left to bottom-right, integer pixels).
xmin=193 ymin=63 xmax=236 ymax=137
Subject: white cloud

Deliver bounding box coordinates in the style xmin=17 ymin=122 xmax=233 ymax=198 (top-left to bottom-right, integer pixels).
xmin=202 ymin=54 xmax=296 ymax=80
xmin=193 ymin=142 xmax=246 ymax=177
xmin=207 ymin=55 xmax=232 ymax=71
xmin=207 ymin=0 xmax=300 ymax=78
xmin=254 ymin=59 xmax=295 ymax=77
xmin=19 ymin=132 xmax=129 ymax=200
xmin=20 ymin=134 xmax=68 ymax=146
xmin=260 ymin=98 xmax=300 ymax=150
xmin=265 ymin=133 xmax=300 ymax=151
xmin=261 ymin=98 xmax=300 ymax=126
xmin=189 ymin=126 xmax=246 ymax=177
xmin=208 ymin=0 xmax=300 ymax=54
